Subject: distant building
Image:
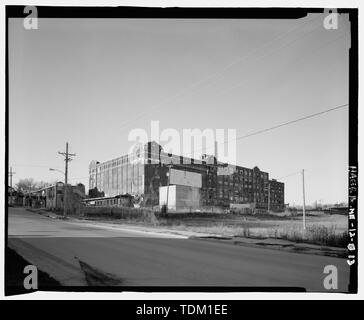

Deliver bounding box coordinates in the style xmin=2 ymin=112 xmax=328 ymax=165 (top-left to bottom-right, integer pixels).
xmin=23 ymin=182 xmax=86 ymax=212
xmin=268 ymin=179 xmax=285 ymax=211
xmin=8 ymin=186 xmax=24 ymax=206
xmin=89 ymin=142 xmax=285 ymax=212
xmin=23 ymin=182 xmax=64 ymax=210
xmin=73 ymin=183 xmax=86 ymax=196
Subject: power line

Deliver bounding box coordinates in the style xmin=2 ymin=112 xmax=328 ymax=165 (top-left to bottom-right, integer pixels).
xmin=65 ymin=103 xmax=348 ymax=183
xmin=112 ymin=25 xmax=348 ymax=162
xmin=107 ymin=102 xmax=348 ymax=167
xmin=12 ymin=164 xmax=64 ymax=169
xmin=178 ymin=17 xmax=326 ymax=108
xmin=123 ymin=18 xmax=346 ymax=131
xmin=209 ymin=29 xmax=347 ymax=102
xmin=277 ymin=170 xmax=303 ymax=180
xmin=16 ymin=104 xmax=346 ymax=187
xmin=84 ymin=103 xmax=345 ymax=188
xmin=234 ymin=103 xmax=348 ymax=141
xmin=98 ymin=103 xmax=346 ymax=179
xmin=68 ymin=175 xmax=89 ymax=182
xmin=117 ymin=15 xmax=320 ymax=131
xmin=159 ymin=103 xmax=348 ymax=159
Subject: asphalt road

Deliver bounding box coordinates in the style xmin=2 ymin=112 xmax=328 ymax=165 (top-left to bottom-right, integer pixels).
xmin=8 ymin=207 xmax=350 ymax=291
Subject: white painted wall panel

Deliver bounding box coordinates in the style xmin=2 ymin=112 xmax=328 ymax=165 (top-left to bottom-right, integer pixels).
xmin=170 ymin=169 xmax=202 ymax=188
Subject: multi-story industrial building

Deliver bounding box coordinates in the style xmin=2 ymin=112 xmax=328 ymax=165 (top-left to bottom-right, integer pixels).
xmin=89 ymin=142 xmax=285 ymax=211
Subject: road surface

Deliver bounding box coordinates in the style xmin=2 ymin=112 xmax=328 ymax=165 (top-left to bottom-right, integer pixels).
xmin=8 ymin=207 xmax=350 ymax=291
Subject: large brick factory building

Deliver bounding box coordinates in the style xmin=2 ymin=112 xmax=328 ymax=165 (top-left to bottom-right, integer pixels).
xmin=89 ymin=142 xmax=284 ymax=212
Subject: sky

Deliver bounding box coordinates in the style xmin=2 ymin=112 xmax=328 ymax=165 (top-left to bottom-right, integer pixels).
xmin=9 ymin=13 xmax=350 ymax=206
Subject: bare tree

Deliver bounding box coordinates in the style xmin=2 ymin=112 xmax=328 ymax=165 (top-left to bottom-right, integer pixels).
xmin=15 ymin=178 xmax=38 ymax=193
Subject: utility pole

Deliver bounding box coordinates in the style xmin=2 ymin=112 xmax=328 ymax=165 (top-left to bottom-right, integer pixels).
xmin=165 ymin=163 xmax=172 ymax=215
xmin=267 ymin=182 xmax=270 ymax=213
xmin=58 ymin=142 xmax=76 ymax=217
xmin=9 ymin=167 xmax=16 ymax=206
xmin=302 ymin=169 xmax=306 ymax=230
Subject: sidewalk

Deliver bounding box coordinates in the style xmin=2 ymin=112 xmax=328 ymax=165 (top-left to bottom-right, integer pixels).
xmin=26 ymin=208 xmax=58 ymax=218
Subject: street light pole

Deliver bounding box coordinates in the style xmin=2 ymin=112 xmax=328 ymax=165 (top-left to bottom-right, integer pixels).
xmin=302 ymin=169 xmax=306 ymax=230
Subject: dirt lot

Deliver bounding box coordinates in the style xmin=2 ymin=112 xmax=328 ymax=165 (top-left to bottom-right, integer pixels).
xmin=81 ymin=210 xmax=348 ymax=247
xmin=158 ymin=212 xmax=346 ymax=236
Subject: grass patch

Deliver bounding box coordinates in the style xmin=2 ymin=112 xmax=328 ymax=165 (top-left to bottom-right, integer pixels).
xmin=278 ymin=225 xmax=348 ymax=248
xmin=82 ymin=208 xmax=348 ymax=248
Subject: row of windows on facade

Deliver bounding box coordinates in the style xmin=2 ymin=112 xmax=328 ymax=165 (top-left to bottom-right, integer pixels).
xmin=213 ymin=194 xmax=282 ymax=203
xmin=91 ymin=162 xmax=282 ymax=196
xmin=92 ymin=166 xmax=268 ymax=179
xmin=94 ymin=178 xmax=143 ymax=188
xmin=93 ymin=179 xmax=278 ymax=194
xmin=216 ymin=176 xmax=267 ymax=183
xmin=90 ymin=151 xmax=201 ymax=171
xmin=222 ymin=171 xmax=267 ymax=178
xmin=91 ymin=164 xmax=143 ymax=182
xmin=204 ymin=188 xmax=283 ymax=199
xmin=91 ymin=160 xmax=144 ymax=173
xmin=216 ymin=180 xmax=266 ymax=187
xmin=92 ymin=165 xmax=273 ymax=186
xmin=92 ymin=174 xmax=144 ymax=190
xmin=92 ymin=177 xmax=282 ymax=194
xmin=215 ymin=195 xmax=283 ymax=203
xmin=213 ymin=182 xmax=283 ymax=192
xmin=217 ymin=178 xmax=268 ymax=184
xmin=93 ymin=168 xmax=143 ymax=179
xmin=93 ymin=155 xmax=270 ymax=178
xmin=213 ymin=183 xmax=283 ymax=194
xmin=216 ymin=190 xmax=268 ymax=197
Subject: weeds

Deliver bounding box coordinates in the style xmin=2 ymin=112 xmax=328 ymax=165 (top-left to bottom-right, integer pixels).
xmin=277 ymin=225 xmax=347 ymax=248
xmin=83 ymin=208 xmax=347 ymax=248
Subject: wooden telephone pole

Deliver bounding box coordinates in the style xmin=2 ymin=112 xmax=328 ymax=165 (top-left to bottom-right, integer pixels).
xmin=267 ymin=182 xmax=270 ymax=213
xmin=9 ymin=167 xmax=16 ymax=206
xmin=58 ymin=142 xmax=76 ymax=217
